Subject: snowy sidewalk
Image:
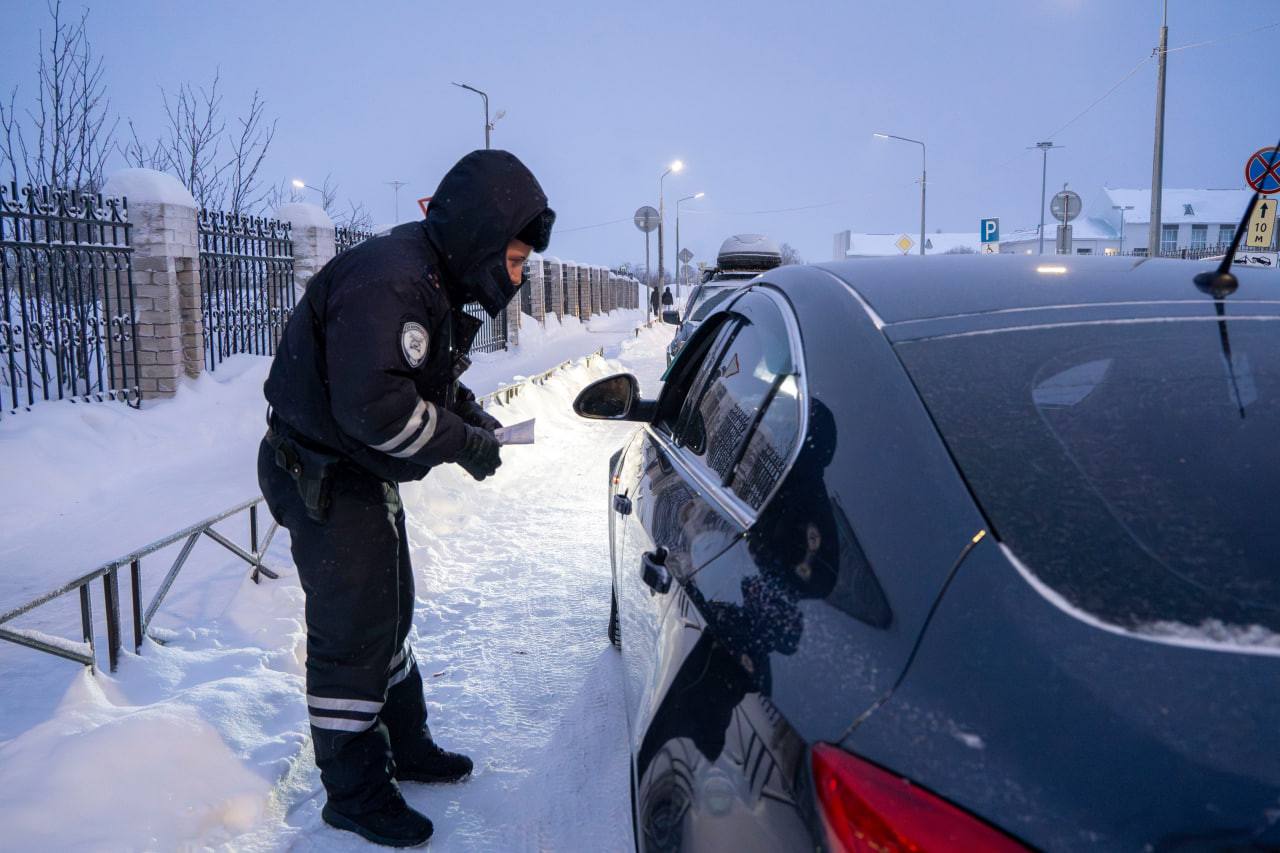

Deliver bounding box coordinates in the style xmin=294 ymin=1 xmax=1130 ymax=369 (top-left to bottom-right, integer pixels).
xmin=0 ymin=317 xmax=671 ymax=851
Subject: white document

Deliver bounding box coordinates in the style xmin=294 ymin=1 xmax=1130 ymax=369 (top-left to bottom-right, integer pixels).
xmin=495 ymin=418 xmax=535 ymax=445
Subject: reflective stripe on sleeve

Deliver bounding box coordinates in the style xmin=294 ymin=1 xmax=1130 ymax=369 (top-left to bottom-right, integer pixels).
xmin=370 ymin=399 xmax=428 ymax=453
xmin=388 ymin=403 xmax=439 ymax=458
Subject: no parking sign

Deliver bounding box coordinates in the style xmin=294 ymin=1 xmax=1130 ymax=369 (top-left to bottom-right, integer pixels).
xmin=1245 ymin=147 xmax=1280 ymax=195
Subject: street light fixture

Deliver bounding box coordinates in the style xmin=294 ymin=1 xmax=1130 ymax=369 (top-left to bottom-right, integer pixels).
xmin=873 ymin=132 xmax=926 ymax=256
xmin=1112 ymin=204 xmax=1135 ymax=254
xmin=452 ymin=82 xmax=492 ymax=149
xmin=290 ymin=178 xmax=324 ymax=200
xmin=675 ymin=191 xmax=705 ymax=300
xmin=657 ymin=160 xmax=684 ymax=293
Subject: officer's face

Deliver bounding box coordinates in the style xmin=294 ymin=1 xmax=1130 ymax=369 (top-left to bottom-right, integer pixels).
xmin=506 ymin=239 xmax=532 ymax=285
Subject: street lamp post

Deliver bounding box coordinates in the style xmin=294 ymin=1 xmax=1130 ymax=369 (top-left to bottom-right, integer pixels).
xmin=1030 ymin=141 xmax=1063 ymax=255
xmin=657 ymin=159 xmax=684 ymax=297
xmin=452 ymin=82 xmax=491 ymax=149
xmin=290 ymin=178 xmax=323 ymax=199
xmin=874 ymin=132 xmax=926 ymax=256
xmin=675 ymin=191 xmax=704 ymax=301
xmin=1112 ymin=204 xmax=1135 ymax=254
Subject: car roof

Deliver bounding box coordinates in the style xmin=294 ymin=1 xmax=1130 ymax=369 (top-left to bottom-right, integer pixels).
xmin=813 ymin=255 xmax=1280 ymax=327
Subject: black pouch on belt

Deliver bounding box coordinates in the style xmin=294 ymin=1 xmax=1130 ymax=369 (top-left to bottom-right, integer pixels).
xmin=268 ymin=425 xmax=341 ymax=523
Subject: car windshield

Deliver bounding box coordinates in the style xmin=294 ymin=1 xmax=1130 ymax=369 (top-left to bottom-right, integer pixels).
xmin=897 ymin=317 xmax=1280 ymax=636
xmin=688 ymin=286 xmax=740 ymax=323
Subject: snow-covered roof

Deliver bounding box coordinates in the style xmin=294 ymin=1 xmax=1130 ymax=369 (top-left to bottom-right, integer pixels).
xmin=844 ymin=232 xmax=981 ymax=256
xmin=1101 ymin=188 xmax=1252 ymax=224
xmin=1001 ymin=216 xmax=1118 ymax=244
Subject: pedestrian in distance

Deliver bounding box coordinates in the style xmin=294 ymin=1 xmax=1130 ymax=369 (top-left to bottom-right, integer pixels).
xmin=258 ymin=149 xmax=555 ymax=848
xmin=661 ymin=286 xmax=674 ymax=308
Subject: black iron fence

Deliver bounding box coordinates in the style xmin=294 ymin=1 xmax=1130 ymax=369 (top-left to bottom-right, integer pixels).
xmin=462 ymin=301 xmax=508 ymax=352
xmin=199 ymin=209 xmax=295 ymax=371
xmin=335 ymin=225 xmax=374 ymax=255
xmin=0 ymin=182 xmax=139 ymax=419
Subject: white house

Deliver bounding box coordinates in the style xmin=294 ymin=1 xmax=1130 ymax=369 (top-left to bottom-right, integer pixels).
xmin=832 ymin=230 xmax=981 ymax=259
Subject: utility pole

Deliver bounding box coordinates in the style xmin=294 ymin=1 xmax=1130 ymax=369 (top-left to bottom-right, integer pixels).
xmin=452 ymin=82 xmax=492 ymax=149
xmin=1031 ymin=142 xmax=1062 ymax=255
xmin=1148 ymin=0 xmax=1169 ymax=257
xmin=385 ymin=180 xmax=407 ymax=222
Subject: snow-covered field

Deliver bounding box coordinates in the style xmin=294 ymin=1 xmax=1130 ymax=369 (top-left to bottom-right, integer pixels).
xmin=0 ymin=310 xmax=670 ymax=851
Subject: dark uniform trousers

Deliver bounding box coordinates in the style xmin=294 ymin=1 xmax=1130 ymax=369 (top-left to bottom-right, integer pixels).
xmin=257 ymin=438 xmax=429 ymax=815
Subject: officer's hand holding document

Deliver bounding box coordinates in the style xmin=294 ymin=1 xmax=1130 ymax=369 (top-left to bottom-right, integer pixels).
xmin=494 ymin=418 xmax=535 ymax=445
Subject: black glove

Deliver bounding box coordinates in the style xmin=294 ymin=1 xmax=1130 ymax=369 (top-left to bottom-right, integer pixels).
xmin=454 ymin=424 xmax=502 ymax=481
xmin=456 ymin=399 xmax=502 ymax=434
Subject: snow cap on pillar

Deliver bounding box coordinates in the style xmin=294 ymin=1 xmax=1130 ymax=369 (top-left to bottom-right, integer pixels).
xmin=275 ymin=202 xmax=333 ymax=230
xmin=103 ymin=168 xmax=197 ymax=208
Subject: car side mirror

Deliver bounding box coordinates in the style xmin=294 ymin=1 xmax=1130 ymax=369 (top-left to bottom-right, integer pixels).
xmin=572 ymin=373 xmax=655 ymax=421
xmin=662 ymin=310 xmax=681 ymax=325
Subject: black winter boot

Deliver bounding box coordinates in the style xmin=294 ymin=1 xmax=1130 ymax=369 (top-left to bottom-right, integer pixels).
xmin=321 ymin=791 xmax=434 ymax=847
xmin=394 ymin=739 xmax=474 ymax=784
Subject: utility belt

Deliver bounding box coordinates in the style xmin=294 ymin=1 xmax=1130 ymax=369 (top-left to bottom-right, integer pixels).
xmin=265 ymin=414 xmax=344 ymax=523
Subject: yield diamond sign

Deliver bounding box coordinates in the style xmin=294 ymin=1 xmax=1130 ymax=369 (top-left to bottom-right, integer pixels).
xmin=678 ymin=248 xmax=693 ymax=264
xmin=1247 ymin=196 xmax=1276 ymax=248
xmin=1245 ymin=146 xmax=1280 ymax=195
xmin=894 ymin=234 xmax=915 ymax=253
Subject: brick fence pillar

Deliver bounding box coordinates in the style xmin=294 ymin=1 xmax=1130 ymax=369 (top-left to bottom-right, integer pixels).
xmin=275 ymin=203 xmax=335 ymax=298
xmin=103 ymin=168 xmax=200 ymax=399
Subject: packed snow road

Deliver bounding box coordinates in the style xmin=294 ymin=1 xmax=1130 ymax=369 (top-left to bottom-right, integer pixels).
xmin=0 ymin=319 xmax=670 ymax=851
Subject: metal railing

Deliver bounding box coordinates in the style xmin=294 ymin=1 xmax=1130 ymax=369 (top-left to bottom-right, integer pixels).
xmin=335 ymin=225 xmax=374 ymax=255
xmin=198 ymin=209 xmax=295 ymax=371
xmin=462 ymin=300 xmax=508 ymax=352
xmin=0 ymin=182 xmax=139 ymax=419
xmin=0 ymin=498 xmax=279 ymax=673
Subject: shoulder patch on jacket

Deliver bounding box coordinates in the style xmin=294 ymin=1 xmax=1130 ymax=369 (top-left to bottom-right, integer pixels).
xmin=401 ymin=321 xmax=429 ymax=368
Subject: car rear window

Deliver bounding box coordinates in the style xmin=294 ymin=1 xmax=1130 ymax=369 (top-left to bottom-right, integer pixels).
xmin=897 ymin=318 xmax=1280 ymax=635
xmin=689 ymin=286 xmax=739 ymax=322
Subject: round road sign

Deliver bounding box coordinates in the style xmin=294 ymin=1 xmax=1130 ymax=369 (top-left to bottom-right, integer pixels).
xmin=1245 ymin=147 xmax=1280 ymax=195
xmin=634 ymin=206 xmax=660 ymax=233
xmin=1051 ymin=190 xmax=1082 ymax=223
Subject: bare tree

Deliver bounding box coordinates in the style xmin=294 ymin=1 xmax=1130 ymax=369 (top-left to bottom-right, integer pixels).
xmin=156 ymin=75 xmax=227 ymax=209
xmin=223 ymin=89 xmax=275 ymax=215
xmin=779 ymin=242 xmax=804 ymax=265
xmin=0 ymin=1 xmax=117 ymax=192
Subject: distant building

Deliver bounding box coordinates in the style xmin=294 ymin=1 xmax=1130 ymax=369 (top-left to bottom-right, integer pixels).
xmin=832 ymin=230 xmax=980 ymax=259
xmin=835 ymin=187 xmax=1264 ymax=260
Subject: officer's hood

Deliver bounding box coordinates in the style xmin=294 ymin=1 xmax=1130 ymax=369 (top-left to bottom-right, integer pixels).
xmin=423 ymin=150 xmax=554 ymax=318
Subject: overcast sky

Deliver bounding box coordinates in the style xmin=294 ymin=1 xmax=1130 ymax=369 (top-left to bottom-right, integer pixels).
xmin=1 ymin=0 xmax=1275 ymax=270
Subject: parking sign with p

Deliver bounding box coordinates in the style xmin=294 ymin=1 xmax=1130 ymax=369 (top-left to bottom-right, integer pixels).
xmin=981 ymin=218 xmax=1000 ymax=243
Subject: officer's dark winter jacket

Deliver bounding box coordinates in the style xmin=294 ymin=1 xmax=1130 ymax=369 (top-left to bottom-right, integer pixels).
xmin=264 ymin=150 xmax=552 ymax=483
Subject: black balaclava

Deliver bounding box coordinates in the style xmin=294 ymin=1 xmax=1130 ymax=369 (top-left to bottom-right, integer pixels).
xmin=423 ymin=150 xmax=555 ymax=318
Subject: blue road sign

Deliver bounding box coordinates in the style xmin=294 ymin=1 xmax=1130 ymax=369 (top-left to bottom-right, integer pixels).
xmin=981 ymin=218 xmax=1000 ymax=243
xmin=1246 ymin=147 xmax=1280 ymax=195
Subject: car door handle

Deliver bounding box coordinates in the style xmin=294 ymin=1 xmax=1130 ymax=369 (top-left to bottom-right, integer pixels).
xmin=613 ymin=493 xmax=632 ymax=516
xmin=641 ymin=548 xmax=671 ymax=595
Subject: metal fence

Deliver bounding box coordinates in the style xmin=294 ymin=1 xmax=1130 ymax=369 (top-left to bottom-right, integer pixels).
xmin=0 ymin=498 xmax=278 ymax=673
xmin=335 ymin=225 xmax=374 ymax=255
xmin=198 ymin=209 xmax=295 ymax=371
xmin=462 ymin=301 xmax=508 ymax=352
xmin=0 ymin=182 xmax=139 ymax=419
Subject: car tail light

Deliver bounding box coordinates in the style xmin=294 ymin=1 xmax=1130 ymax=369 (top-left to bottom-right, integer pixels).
xmin=811 ymin=743 xmax=1027 ymax=853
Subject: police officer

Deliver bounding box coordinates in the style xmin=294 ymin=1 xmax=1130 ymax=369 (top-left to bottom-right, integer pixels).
xmin=258 ymin=150 xmax=554 ymax=847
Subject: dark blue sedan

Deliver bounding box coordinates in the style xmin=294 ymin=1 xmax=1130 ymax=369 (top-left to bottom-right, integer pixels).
xmin=574 ymin=255 xmax=1280 ymax=852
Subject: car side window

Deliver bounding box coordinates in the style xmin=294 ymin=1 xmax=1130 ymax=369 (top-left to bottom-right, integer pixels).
xmin=675 ymin=297 xmax=796 ymax=492
xmin=653 ymin=317 xmax=733 ymax=436
xmin=730 ymin=373 xmax=801 ymax=510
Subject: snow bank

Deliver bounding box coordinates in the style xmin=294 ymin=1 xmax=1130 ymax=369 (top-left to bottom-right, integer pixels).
xmin=103 ymin=168 xmax=196 ymax=207
xmin=0 ymin=318 xmax=672 ymax=850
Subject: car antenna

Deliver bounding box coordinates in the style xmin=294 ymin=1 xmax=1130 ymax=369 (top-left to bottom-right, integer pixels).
xmin=1195 ymin=134 xmax=1280 ymax=299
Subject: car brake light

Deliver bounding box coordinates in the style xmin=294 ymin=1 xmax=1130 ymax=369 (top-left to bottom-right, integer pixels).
xmin=811 ymin=743 xmax=1027 ymax=853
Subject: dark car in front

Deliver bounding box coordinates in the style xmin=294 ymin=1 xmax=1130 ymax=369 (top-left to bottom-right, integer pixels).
xmin=576 ymin=255 xmax=1280 ymax=852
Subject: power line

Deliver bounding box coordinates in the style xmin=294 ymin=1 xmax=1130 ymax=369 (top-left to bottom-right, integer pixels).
xmin=1044 ymin=54 xmax=1153 ymax=142
xmin=684 ymin=200 xmax=845 ymax=216
xmin=1166 ymin=20 xmax=1280 ymax=52
xmin=555 ymin=216 xmax=633 ymax=234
